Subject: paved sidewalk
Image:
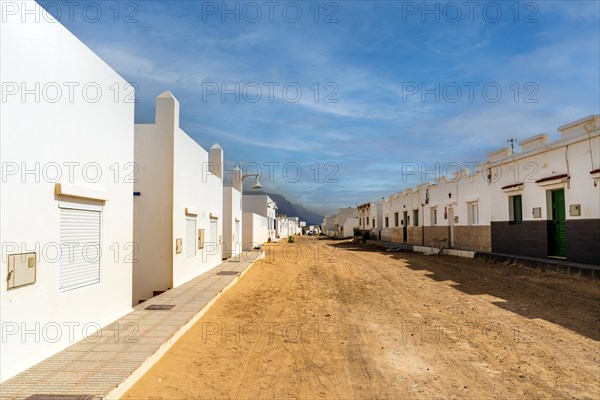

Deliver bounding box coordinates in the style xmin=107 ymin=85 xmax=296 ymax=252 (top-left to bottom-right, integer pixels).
xmin=0 ymin=250 xmax=264 ymax=400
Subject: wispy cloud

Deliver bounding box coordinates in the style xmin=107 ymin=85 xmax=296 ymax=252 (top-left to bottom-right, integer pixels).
xmin=40 ymin=0 xmax=600 ymax=215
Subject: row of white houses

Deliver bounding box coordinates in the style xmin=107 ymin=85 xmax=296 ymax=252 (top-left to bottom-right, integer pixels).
xmin=322 ymin=207 xmax=359 ymax=238
xmin=333 ymin=115 xmax=600 ymax=266
xmin=0 ymin=3 xmax=305 ymax=381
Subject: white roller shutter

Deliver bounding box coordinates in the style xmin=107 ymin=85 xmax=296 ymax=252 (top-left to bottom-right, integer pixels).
xmin=186 ymin=218 xmax=196 ymax=258
xmin=59 ymin=208 xmax=101 ymax=292
xmin=210 ymin=220 xmax=218 ymax=245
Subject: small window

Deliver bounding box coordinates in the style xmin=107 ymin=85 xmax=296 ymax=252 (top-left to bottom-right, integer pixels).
xmin=394 ymin=212 xmax=399 ymax=227
xmin=509 ymin=195 xmax=522 ymax=224
xmin=186 ymin=218 xmax=197 ymax=258
xmin=430 ymin=208 xmax=437 ymax=226
xmin=372 ymin=218 xmax=375 ymax=227
xmin=385 ymin=217 xmax=389 ymax=228
xmin=366 ymin=217 xmax=369 ymax=226
xmin=413 ymin=210 xmax=419 ymax=227
xmin=468 ymin=202 xmax=479 ymax=225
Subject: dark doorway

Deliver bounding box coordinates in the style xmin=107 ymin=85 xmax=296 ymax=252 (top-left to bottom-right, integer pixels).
xmin=549 ymin=189 xmax=566 ymax=257
xmin=402 ymin=211 xmax=408 ymax=242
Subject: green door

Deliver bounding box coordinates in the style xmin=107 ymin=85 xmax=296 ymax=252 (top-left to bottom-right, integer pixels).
xmin=549 ymin=189 xmax=567 ymax=257
xmin=402 ymin=211 xmax=408 ymax=242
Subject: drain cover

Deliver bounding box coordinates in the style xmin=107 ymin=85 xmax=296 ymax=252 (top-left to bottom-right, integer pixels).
xmin=217 ymin=271 xmax=239 ymax=275
xmin=145 ymin=304 xmax=175 ymax=310
xmin=27 ymin=396 xmax=96 ymax=400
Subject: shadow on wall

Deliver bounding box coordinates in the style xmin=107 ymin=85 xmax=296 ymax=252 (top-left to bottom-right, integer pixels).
xmin=328 ymin=241 xmax=600 ymax=342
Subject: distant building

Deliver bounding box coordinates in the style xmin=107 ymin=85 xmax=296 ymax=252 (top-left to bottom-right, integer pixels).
xmin=133 ymin=92 xmax=224 ymax=304
xmin=242 ymin=194 xmax=277 ymax=246
xmin=371 ymin=115 xmax=600 ymax=265
xmin=223 ymin=167 xmax=243 ymax=258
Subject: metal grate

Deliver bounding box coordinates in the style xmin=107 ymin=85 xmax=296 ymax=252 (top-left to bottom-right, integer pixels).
xmin=145 ymin=304 xmax=175 ymax=310
xmin=217 ymin=271 xmax=239 ymax=276
xmin=27 ymin=396 xmax=96 ymax=400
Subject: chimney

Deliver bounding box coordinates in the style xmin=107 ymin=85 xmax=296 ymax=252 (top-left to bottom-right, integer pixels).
xmin=232 ymin=166 xmax=242 ymax=192
xmin=209 ymin=144 xmax=223 ymax=180
xmin=519 ymin=133 xmax=548 ymax=153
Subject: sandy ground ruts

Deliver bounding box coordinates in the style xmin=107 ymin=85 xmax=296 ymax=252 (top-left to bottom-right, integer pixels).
xmin=123 ymin=236 xmax=600 ymax=399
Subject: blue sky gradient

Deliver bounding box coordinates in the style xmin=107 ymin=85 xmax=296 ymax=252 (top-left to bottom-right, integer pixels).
xmin=39 ymin=0 xmax=600 ymax=215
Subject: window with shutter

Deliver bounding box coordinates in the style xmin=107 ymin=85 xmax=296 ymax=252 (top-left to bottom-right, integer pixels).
xmin=59 ymin=208 xmax=101 ymax=292
xmin=210 ymin=220 xmax=218 ymax=245
xmin=186 ymin=218 xmax=197 ymax=258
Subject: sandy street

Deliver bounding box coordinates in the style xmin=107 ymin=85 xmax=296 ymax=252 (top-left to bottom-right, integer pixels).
xmin=123 ymin=236 xmax=600 ymax=400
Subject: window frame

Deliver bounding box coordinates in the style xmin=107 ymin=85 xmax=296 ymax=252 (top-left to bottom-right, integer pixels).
xmin=468 ymin=202 xmax=479 ymax=225
xmin=430 ymin=207 xmax=437 ymax=226
xmin=509 ymin=195 xmax=523 ymax=225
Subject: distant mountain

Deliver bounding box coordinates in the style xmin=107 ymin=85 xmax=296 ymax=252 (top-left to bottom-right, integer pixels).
xmin=243 ymin=191 xmax=323 ymax=226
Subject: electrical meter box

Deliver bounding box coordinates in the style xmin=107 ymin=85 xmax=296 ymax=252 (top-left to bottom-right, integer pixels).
xmin=7 ymin=252 xmax=36 ymax=290
xmin=569 ymin=204 xmax=581 ymax=216
xmin=532 ymin=207 xmax=542 ymax=218
xmin=198 ymin=229 xmax=205 ymax=249
xmin=175 ymin=238 xmax=183 ymax=254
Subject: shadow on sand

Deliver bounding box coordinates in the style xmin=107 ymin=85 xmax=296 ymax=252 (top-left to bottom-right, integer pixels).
xmin=329 ymin=241 xmax=600 ymax=342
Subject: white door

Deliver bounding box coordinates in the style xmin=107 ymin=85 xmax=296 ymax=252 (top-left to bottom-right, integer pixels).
xmin=59 ymin=207 xmax=101 ymax=292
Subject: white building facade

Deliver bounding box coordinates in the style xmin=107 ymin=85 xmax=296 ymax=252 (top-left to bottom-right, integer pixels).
xmin=133 ymin=92 xmax=224 ymax=304
xmin=223 ymin=167 xmax=243 ymax=258
xmin=356 ymin=115 xmax=599 ymax=264
xmin=242 ymin=194 xmax=276 ymax=246
xmin=1 ymin=2 xmax=134 ymax=380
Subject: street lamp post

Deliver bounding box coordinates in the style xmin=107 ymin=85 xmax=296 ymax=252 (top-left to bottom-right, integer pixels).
xmin=241 ymin=173 xmax=262 ymax=189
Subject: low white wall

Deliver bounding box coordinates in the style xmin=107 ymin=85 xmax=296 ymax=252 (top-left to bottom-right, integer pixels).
xmin=242 ymin=212 xmax=268 ymax=249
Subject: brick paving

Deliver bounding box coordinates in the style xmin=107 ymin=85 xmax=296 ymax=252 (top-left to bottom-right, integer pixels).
xmin=0 ymin=251 xmax=264 ymax=400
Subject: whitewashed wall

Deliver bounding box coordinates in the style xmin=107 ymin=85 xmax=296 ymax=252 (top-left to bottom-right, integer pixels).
xmin=0 ymin=2 xmax=134 ymax=381
xmin=134 ymin=92 xmax=223 ymax=302
xmin=242 ymin=212 xmax=268 ymax=249
xmin=489 ymin=125 xmax=600 ymax=222
xmin=223 ymin=186 xmax=243 ymax=258
xmin=172 ymin=130 xmax=223 ymax=287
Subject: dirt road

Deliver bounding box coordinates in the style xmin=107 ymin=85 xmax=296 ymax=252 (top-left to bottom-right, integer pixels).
xmin=124 ymin=236 xmax=599 ymax=399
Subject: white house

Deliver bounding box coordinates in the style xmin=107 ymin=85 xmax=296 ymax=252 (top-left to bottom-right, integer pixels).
xmin=1 ymin=1 xmax=134 ymax=381
xmin=276 ymin=215 xmax=290 ymax=238
xmin=333 ymin=207 xmax=358 ymax=238
xmin=343 ymin=215 xmax=360 ymax=238
xmin=357 ymin=201 xmax=383 ymax=238
xmin=322 ymin=214 xmax=336 ymax=236
xmin=133 ymin=92 xmax=224 ymax=304
xmin=288 ymin=217 xmax=300 ymax=235
xmin=223 ymin=167 xmax=243 ymax=258
xmin=362 ymin=115 xmax=600 ymax=264
xmin=242 ymin=212 xmax=269 ymax=249
xmin=487 ymin=115 xmax=600 ymax=264
xmin=242 ymin=194 xmax=276 ymax=246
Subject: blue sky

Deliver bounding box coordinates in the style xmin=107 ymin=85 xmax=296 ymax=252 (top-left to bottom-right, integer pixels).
xmin=39 ymin=0 xmax=600 ymax=215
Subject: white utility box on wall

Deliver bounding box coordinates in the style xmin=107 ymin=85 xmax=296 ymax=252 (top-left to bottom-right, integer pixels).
xmin=7 ymin=252 xmax=37 ymax=290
